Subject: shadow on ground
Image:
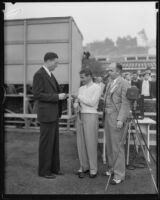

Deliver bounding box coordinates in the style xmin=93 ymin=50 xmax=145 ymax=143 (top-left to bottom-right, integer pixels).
xmin=5 ymin=130 xmax=157 ymax=194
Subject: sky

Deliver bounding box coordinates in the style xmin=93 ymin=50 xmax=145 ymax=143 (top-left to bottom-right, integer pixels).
xmin=4 ymin=2 xmax=157 ymax=45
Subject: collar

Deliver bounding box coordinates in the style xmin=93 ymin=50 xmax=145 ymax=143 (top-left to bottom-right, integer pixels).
xmin=85 ymin=80 xmax=94 ymax=88
xmin=43 ymin=65 xmax=51 ymax=77
xmin=109 ymin=76 xmax=122 ymax=94
xmin=112 ymin=76 xmax=121 ymax=85
xmin=143 ymin=79 xmax=149 ymax=82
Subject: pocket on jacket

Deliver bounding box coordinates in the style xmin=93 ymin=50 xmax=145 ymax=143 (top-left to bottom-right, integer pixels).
xmin=114 ymin=87 xmax=122 ymax=96
xmin=109 ymin=111 xmax=118 ymax=126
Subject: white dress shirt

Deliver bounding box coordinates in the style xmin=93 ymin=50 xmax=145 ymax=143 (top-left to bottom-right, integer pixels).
xmin=128 ymin=80 xmax=131 ymax=86
xmin=141 ymin=80 xmax=150 ymax=96
xmin=78 ymin=81 xmax=102 ymax=113
xmin=43 ymin=65 xmax=51 ymax=77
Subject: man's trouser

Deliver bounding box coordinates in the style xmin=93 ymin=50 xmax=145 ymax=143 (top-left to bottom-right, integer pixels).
xmin=104 ymin=111 xmax=126 ymax=180
xmin=76 ymin=113 xmax=98 ymax=174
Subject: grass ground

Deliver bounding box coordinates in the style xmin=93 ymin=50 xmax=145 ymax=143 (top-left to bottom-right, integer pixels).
xmin=4 ymin=129 xmax=157 ymax=194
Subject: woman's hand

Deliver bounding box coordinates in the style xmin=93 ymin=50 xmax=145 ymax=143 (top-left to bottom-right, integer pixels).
xmin=71 ymin=94 xmax=78 ymax=99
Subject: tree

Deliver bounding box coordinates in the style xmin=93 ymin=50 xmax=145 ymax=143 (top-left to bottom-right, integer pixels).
xmin=84 ymin=35 xmax=147 ymax=56
xmin=82 ymin=56 xmax=104 ymax=76
xmin=116 ymin=36 xmax=137 ymax=48
xmin=104 ymin=38 xmax=115 ymax=49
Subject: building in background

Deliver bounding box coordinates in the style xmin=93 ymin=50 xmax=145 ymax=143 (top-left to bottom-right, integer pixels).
xmin=94 ymin=55 xmax=156 ymax=74
xmin=4 ymin=16 xmax=83 ymax=127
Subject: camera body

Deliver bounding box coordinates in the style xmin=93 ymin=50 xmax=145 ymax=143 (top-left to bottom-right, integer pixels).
xmin=126 ymin=86 xmax=144 ymax=119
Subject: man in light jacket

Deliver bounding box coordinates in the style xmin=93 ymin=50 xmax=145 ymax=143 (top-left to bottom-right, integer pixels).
xmin=103 ymin=62 xmax=130 ymax=185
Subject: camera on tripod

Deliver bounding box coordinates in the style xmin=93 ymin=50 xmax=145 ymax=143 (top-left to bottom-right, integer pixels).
xmin=126 ymin=86 xmax=144 ymax=119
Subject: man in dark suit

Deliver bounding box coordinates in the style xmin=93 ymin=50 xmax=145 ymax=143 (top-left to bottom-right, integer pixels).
xmin=32 ymin=52 xmax=67 ymax=179
xmin=150 ymin=74 xmax=156 ymax=98
xmin=131 ymin=72 xmax=141 ymax=90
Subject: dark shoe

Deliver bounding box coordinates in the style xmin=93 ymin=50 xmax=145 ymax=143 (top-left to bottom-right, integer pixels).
xmin=54 ymin=171 xmax=64 ymax=175
xmin=110 ymin=178 xmax=123 ymax=185
xmin=89 ymin=173 xmax=97 ymax=178
xmin=79 ymin=172 xmax=86 ymax=178
xmin=75 ymin=169 xmax=89 ymax=175
xmin=84 ymin=170 xmax=89 ymax=174
xmin=40 ymin=174 xmax=56 ymax=179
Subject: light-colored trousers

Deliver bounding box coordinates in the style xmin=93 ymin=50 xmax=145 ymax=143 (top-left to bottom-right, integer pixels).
xmin=104 ymin=111 xmax=127 ymax=180
xmin=76 ymin=113 xmax=98 ymax=174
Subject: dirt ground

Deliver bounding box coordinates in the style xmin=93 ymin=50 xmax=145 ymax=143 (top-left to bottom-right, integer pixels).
xmin=4 ymin=129 xmax=157 ymax=194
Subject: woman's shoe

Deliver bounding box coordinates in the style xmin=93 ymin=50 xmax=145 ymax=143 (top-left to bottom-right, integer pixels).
xmin=110 ymin=178 xmax=123 ymax=185
xmin=75 ymin=169 xmax=89 ymax=175
xmin=89 ymin=173 xmax=97 ymax=178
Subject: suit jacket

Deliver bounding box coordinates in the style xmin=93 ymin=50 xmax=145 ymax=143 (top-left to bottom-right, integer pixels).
xmin=150 ymin=81 xmax=156 ymax=98
xmin=104 ymin=76 xmax=131 ymax=123
xmin=32 ymin=67 xmax=62 ymax=122
xmin=131 ymin=79 xmax=141 ymax=90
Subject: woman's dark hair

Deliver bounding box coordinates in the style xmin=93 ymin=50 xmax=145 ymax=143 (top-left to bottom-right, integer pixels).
xmin=79 ymin=68 xmax=93 ymax=77
xmin=44 ymin=52 xmax=58 ymax=62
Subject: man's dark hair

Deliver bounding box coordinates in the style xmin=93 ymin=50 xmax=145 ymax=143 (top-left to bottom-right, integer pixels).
xmin=44 ymin=52 xmax=58 ymax=62
xmin=116 ymin=63 xmax=123 ymax=73
xmin=139 ymin=74 xmax=143 ymax=77
xmin=80 ymin=68 xmax=92 ymax=77
xmin=132 ymin=71 xmax=137 ymax=75
xmin=143 ymin=70 xmax=151 ymax=76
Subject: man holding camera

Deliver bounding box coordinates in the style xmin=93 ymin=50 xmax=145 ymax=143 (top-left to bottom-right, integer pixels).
xmin=33 ymin=52 xmax=67 ymax=179
xmin=103 ymin=62 xmax=130 ymax=185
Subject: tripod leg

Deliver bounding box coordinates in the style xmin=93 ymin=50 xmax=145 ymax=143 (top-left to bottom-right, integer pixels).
xmin=126 ymin=122 xmax=131 ymax=166
xmin=135 ymin=135 xmax=139 ymax=153
xmin=132 ymin=120 xmax=158 ymax=193
xmin=147 ymin=124 xmax=150 ymax=162
xmin=103 ymin=129 xmax=106 ymax=164
xmin=105 ymin=174 xmax=112 ymax=191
